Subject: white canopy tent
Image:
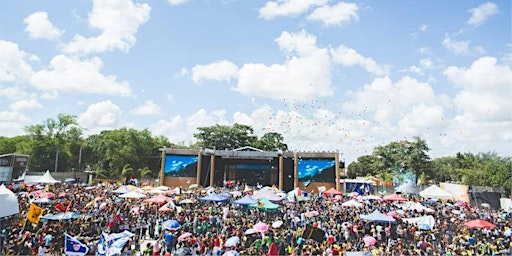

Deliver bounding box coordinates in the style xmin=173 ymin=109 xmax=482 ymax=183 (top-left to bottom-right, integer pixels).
xmin=419 ymin=185 xmax=454 ymax=200
xmin=0 ymin=184 xmax=19 ymax=218
xmin=119 ymin=191 xmax=146 ymax=199
xmin=32 ymin=170 xmax=61 ymax=184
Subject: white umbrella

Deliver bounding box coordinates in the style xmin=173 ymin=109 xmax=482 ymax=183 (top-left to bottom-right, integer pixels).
xmin=272 ymin=220 xmax=283 ymax=228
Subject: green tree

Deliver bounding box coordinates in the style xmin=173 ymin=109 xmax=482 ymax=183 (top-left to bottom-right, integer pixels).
xmin=254 ymin=132 xmax=288 ymax=151
xmin=346 ymin=155 xmax=379 ymax=178
xmin=194 ymin=123 xmax=258 ymax=150
xmin=25 ymin=114 xmax=82 ymax=172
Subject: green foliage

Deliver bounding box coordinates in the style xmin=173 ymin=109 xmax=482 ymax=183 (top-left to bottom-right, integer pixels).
xmin=194 ymin=123 xmax=287 ymax=151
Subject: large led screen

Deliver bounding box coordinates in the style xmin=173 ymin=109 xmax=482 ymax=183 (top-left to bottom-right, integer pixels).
xmin=164 ymin=155 xmax=198 ymax=177
xmin=297 ymin=159 xmax=336 ymax=185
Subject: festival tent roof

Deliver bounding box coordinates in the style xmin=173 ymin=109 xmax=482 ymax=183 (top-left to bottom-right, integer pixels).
xmin=232 ymin=195 xmax=258 ymax=206
xmin=252 ymin=189 xmax=284 ymax=202
xmin=360 ymin=210 xmax=396 ymax=223
xmin=111 ymin=186 xmax=132 ymax=194
xmin=403 ymin=215 xmax=436 ymax=230
xmin=119 ymin=191 xmax=146 ymax=199
xmin=0 ymin=184 xmax=19 ymax=218
xmin=341 ymin=199 xmax=363 ymax=208
xmin=249 ymin=198 xmax=279 ymax=211
xmin=198 ymin=193 xmax=229 ymax=202
xmin=463 ymin=219 xmax=496 ymax=229
xmin=382 ymin=193 xmax=408 ymax=202
xmin=32 ymin=170 xmax=61 ymax=184
xmin=323 ymin=187 xmax=343 ymax=196
xmin=143 ymin=193 xmax=171 ymax=204
xmin=419 ymin=185 xmax=454 ymax=200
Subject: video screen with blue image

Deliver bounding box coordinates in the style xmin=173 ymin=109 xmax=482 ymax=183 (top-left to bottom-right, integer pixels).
xmin=164 ymin=155 xmax=198 ymax=177
xmin=298 ymin=159 xmax=336 ymax=185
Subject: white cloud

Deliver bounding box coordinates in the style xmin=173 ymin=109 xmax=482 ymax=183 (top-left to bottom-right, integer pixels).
xmin=419 ymin=24 xmax=428 ymax=32
xmin=0 ymin=40 xmax=36 ymax=83
xmin=444 ymin=56 xmax=512 ymax=122
xmin=131 ymin=100 xmax=162 ymax=115
xmin=63 ymin=0 xmax=150 ymax=55
xmin=442 ymin=34 xmax=470 ymax=55
xmin=418 ymin=47 xmax=431 ymax=55
xmin=306 ymin=2 xmax=358 ymax=27
xmin=419 ymin=58 xmax=434 ymax=69
xmin=0 ymin=111 xmax=30 ymax=137
xmin=467 ymin=2 xmax=498 ymax=26
xmin=259 ymin=0 xmax=327 ymax=19
xmin=78 ymin=100 xmax=122 ymax=135
xmin=23 ymin=12 xmax=64 ymax=41
xmin=330 ymin=45 xmax=389 ymax=75
xmin=9 ymin=98 xmax=43 ymax=112
xmin=235 ymin=30 xmax=333 ymax=100
xmin=167 ymin=0 xmax=189 ymax=6
xmin=30 ymin=54 xmax=132 ymax=96
xmin=398 ymin=104 xmax=445 ymax=136
xmin=191 ymin=60 xmax=239 ymax=84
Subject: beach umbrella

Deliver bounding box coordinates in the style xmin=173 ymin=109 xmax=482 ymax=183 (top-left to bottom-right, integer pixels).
xmin=178 ymin=232 xmax=192 ymax=241
xmin=244 ymin=228 xmax=257 ymax=235
xmin=386 ymin=211 xmax=397 ymax=217
xmin=363 ymin=235 xmax=377 ymax=247
xmin=463 ymin=219 xmax=496 ymax=229
xmin=224 ymin=236 xmax=240 ymax=247
xmin=253 ymin=222 xmax=269 ymax=233
xmin=162 ymin=219 xmax=181 ymax=231
xmin=272 ymin=220 xmax=283 ymax=228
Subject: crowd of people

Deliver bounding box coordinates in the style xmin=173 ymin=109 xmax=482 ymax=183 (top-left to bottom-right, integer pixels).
xmin=1 ymin=180 xmax=511 ymax=256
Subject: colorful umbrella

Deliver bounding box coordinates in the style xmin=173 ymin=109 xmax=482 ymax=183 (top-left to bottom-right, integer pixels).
xmin=463 ymin=219 xmax=496 ymax=229
xmin=162 ymin=220 xmax=181 ymax=231
xmin=224 ymin=236 xmax=240 ymax=247
xmin=178 ymin=232 xmax=192 ymax=241
xmin=244 ymin=228 xmax=257 ymax=235
xmin=253 ymin=222 xmax=269 ymax=233
xmin=363 ymin=235 xmax=377 ymax=247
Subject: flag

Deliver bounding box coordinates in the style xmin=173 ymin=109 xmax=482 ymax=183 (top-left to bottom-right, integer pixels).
xmin=85 ymin=197 xmax=99 ymax=208
xmin=27 ymin=203 xmax=44 ymax=224
xmin=96 ymin=233 xmax=108 ymax=256
xmin=107 ymin=237 xmax=131 ymax=255
xmin=64 ymin=234 xmax=89 ymax=256
xmin=302 ymin=224 xmax=326 ymax=243
xmin=55 ymin=202 xmax=67 ymax=213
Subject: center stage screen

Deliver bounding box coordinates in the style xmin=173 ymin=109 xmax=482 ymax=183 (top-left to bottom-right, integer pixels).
xmin=164 ymin=155 xmax=198 ymax=177
xmin=298 ymin=159 xmax=336 ymax=185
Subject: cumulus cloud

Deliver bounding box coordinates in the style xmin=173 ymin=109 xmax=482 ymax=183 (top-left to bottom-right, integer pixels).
xmin=467 ymin=2 xmax=498 ymax=26
xmin=444 ymin=56 xmax=512 ymax=122
xmin=131 ymin=100 xmax=162 ymax=115
xmin=330 ymin=45 xmax=389 ymax=75
xmin=306 ymin=2 xmax=358 ymax=27
xmin=23 ymin=12 xmax=64 ymax=41
xmin=167 ymin=0 xmax=189 ymax=6
xmin=259 ymin=0 xmax=327 ymax=19
xmin=78 ymin=100 xmax=122 ymax=135
xmin=191 ymin=60 xmax=239 ymax=84
xmin=0 ymin=111 xmax=30 ymax=137
xmin=235 ymin=30 xmax=333 ymax=100
xmin=0 ymin=40 xmax=36 ymax=83
xmin=442 ymin=34 xmax=470 ymax=55
xmin=30 ymin=54 xmax=132 ymax=96
xmin=9 ymin=98 xmax=43 ymax=112
xmin=63 ymin=0 xmax=150 ymax=55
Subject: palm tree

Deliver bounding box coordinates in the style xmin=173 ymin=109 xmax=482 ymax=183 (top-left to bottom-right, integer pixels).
xmin=138 ymin=167 xmax=153 ymax=180
xmin=121 ymin=164 xmax=135 ymax=179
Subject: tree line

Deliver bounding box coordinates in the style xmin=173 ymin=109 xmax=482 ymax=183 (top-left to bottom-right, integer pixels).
xmin=0 ymin=113 xmax=510 ymax=194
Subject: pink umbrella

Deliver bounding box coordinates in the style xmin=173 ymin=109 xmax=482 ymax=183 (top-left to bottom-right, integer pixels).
xmin=253 ymin=222 xmax=269 ymax=233
xmin=99 ymin=202 xmax=107 ymax=210
xmin=178 ymin=232 xmax=192 ymax=241
xmin=386 ymin=211 xmax=397 ymax=217
xmin=363 ymin=235 xmax=377 ymax=247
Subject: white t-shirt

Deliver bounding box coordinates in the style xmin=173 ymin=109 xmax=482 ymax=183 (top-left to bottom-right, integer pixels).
xmin=37 ymin=246 xmax=46 ymax=256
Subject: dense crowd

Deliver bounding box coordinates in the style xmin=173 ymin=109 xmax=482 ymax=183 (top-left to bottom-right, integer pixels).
xmin=1 ymin=181 xmax=511 ymax=256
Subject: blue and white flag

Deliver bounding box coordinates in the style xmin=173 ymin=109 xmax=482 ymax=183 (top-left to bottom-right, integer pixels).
xmin=107 ymin=237 xmax=131 ymax=256
xmin=96 ymin=232 xmax=108 ymax=256
xmin=64 ymin=234 xmax=89 ymax=256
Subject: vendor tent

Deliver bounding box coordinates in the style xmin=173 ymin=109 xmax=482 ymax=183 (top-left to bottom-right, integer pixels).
xmin=403 ymin=215 xmax=436 ymax=230
xmin=323 ymin=187 xmax=343 ymax=196
xmin=249 ymin=198 xmax=279 ymax=211
xmin=111 ymin=186 xmax=132 ymax=194
xmin=232 ymin=195 xmax=257 ymax=206
xmin=360 ymin=210 xmax=396 ymax=223
xmin=143 ymin=193 xmax=170 ymax=204
xmin=252 ymin=189 xmax=284 ymax=202
xmin=0 ymin=184 xmax=19 ymax=218
xmin=33 ymin=170 xmax=60 ymax=184
xmin=419 ymin=185 xmax=453 ymax=200
xmin=198 ymin=193 xmax=228 ymax=202
xmin=382 ymin=193 xmax=408 ymax=202
xmin=119 ymin=191 xmax=146 ymax=199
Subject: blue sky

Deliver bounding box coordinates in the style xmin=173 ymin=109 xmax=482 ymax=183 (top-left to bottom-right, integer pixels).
xmin=0 ymin=0 xmax=510 ymax=164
